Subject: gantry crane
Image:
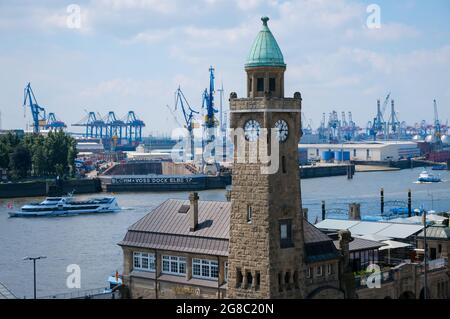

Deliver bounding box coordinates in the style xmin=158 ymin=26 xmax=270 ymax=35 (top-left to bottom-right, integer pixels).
xmin=45 ymin=113 xmax=67 ymax=131
xmin=124 ymin=111 xmax=145 ymax=144
xmin=72 ymin=112 xmax=105 ymax=138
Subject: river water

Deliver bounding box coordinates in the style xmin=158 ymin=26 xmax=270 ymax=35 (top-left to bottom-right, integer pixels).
xmin=0 ymin=167 xmax=449 ymax=298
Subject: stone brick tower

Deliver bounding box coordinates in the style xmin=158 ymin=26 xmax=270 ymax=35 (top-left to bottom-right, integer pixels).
xmin=227 ymin=16 xmax=305 ymax=298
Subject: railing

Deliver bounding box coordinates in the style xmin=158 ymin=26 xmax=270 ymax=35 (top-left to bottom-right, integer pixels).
xmin=38 ymin=287 xmax=119 ymax=299
xmin=425 ymin=258 xmax=448 ymax=272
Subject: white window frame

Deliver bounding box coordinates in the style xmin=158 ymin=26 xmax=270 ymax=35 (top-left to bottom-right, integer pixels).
xmin=306 ymin=267 xmax=312 ymax=279
xmin=192 ymin=258 xmax=219 ymax=280
xmin=327 ymin=264 xmax=332 ymax=275
xmin=133 ymin=252 xmax=156 ymax=272
xmin=316 ymin=265 xmax=323 ymax=277
xmin=162 ymin=255 xmax=186 ymax=276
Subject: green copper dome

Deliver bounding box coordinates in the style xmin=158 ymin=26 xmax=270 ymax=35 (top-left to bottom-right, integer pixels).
xmin=245 ymin=16 xmax=286 ymax=68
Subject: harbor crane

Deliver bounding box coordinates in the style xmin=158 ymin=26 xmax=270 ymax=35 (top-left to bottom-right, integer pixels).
xmin=202 ymin=66 xmax=219 ymax=145
xmin=433 ymin=99 xmax=441 ymax=143
xmin=369 ymin=92 xmax=390 ymax=140
xmin=72 ymin=112 xmax=105 ymax=138
xmin=23 ymin=83 xmax=47 ymax=133
xmin=124 ymin=111 xmax=145 ymax=143
xmin=175 ymin=87 xmax=199 ymax=160
xmin=388 ymin=100 xmax=401 ymax=138
xmin=45 ymin=113 xmax=66 ymax=131
xmin=104 ymin=111 xmax=125 ymax=141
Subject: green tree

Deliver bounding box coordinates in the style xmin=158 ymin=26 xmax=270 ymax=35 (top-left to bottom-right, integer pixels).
xmin=0 ymin=142 xmax=9 ymax=169
xmin=9 ymin=145 xmax=31 ymax=179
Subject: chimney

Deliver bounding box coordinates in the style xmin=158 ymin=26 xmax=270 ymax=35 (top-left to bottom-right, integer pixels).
xmin=189 ymin=192 xmax=199 ymax=232
xmin=348 ymin=203 xmax=361 ymax=220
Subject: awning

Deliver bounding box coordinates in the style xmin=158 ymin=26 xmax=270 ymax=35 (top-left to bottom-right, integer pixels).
xmin=379 ymin=240 xmax=412 ymax=251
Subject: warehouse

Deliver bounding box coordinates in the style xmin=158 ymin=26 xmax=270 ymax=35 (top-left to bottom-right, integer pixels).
xmin=299 ymin=141 xmax=420 ymax=162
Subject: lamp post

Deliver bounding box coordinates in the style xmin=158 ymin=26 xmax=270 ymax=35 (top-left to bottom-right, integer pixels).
xmin=23 ymin=256 xmax=47 ymax=299
xmin=422 ymin=210 xmax=428 ymax=299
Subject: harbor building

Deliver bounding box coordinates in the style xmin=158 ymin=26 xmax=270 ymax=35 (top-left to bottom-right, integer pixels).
xmin=300 ymin=141 xmax=420 ymax=162
xmin=118 ymin=16 xmax=449 ymax=299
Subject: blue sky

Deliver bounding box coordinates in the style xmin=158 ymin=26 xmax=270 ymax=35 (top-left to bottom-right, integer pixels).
xmin=0 ymin=0 xmax=449 ymax=135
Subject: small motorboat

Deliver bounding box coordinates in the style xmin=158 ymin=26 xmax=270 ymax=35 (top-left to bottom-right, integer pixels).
xmin=432 ymin=165 xmax=447 ymax=171
xmin=417 ymin=170 xmax=441 ymax=183
xmin=9 ymin=196 xmax=121 ymax=217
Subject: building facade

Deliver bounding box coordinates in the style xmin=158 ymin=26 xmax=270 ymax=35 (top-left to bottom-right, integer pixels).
xmin=227 ymin=16 xmax=306 ymax=299
xmin=300 ymin=141 xmax=420 ymax=162
xmin=118 ymin=16 xmax=449 ymax=300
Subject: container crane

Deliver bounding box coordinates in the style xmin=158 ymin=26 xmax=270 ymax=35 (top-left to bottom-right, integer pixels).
xmin=104 ymin=111 xmax=125 ymax=141
xmin=45 ymin=113 xmax=66 ymax=131
xmin=124 ymin=111 xmax=145 ymax=144
xmin=72 ymin=112 xmax=105 ymax=138
xmin=370 ymin=92 xmax=390 ymax=140
xmin=388 ymin=100 xmax=400 ymax=138
xmin=23 ymin=83 xmax=47 ymax=133
xmin=175 ymin=87 xmax=199 ymax=161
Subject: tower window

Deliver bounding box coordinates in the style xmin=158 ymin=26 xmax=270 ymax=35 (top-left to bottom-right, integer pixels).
xmin=255 ymin=271 xmax=261 ymax=290
xmin=278 ymin=272 xmax=283 ymax=292
xmin=269 ymin=78 xmax=276 ymax=92
xmin=246 ymin=272 xmax=253 ymax=288
xmin=257 ymin=78 xmax=264 ymax=92
xmin=236 ymin=268 xmax=243 ymax=288
xmin=293 ymin=271 xmax=299 ymax=289
xmin=247 ymin=205 xmax=253 ymax=223
xmin=285 ymin=272 xmax=291 ymax=290
xmin=249 ymin=78 xmax=252 ymax=92
xmin=279 ymin=219 xmax=293 ymax=248
xmin=282 ymin=156 xmax=286 ymax=174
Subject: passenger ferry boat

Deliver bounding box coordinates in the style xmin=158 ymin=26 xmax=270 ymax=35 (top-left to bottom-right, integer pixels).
xmin=417 ymin=170 xmax=441 ymax=183
xmin=9 ymin=196 xmax=120 ymax=217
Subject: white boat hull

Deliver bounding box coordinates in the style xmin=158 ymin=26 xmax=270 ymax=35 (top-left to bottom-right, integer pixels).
xmin=8 ymin=197 xmax=121 ymax=217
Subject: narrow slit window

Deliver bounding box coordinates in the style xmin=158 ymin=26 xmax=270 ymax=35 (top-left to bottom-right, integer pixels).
xmin=247 ymin=205 xmax=253 ymax=223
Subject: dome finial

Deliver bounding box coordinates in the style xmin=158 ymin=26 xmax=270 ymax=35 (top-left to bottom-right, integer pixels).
xmin=261 ymin=16 xmax=269 ymax=26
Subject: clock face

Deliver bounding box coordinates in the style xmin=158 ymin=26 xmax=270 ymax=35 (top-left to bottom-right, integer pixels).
xmin=244 ymin=119 xmax=261 ymax=142
xmin=275 ymin=119 xmax=289 ymax=142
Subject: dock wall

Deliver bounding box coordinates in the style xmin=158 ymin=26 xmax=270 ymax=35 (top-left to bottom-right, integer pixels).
xmin=0 ymin=179 xmax=101 ymax=199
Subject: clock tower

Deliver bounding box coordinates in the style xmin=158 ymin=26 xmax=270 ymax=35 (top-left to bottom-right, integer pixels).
xmin=227 ymin=16 xmax=305 ymax=298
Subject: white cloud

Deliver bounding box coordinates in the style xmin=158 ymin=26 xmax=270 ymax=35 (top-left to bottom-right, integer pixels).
xmin=94 ymin=0 xmax=178 ymax=14
xmin=345 ymin=23 xmax=421 ymax=41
